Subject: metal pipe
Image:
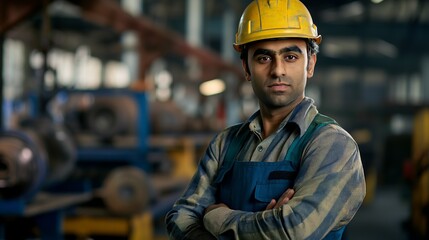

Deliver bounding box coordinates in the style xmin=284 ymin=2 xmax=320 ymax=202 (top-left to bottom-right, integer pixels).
xmin=186 ymin=0 xmax=203 ymax=80
xmin=0 ymin=35 xmax=4 ymax=129
xmin=38 ymin=0 xmax=51 ymax=115
xmin=0 ymin=0 xmax=5 ymax=130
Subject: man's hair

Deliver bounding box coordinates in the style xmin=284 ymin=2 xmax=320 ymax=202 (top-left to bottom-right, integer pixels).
xmin=240 ymin=39 xmax=319 ymax=74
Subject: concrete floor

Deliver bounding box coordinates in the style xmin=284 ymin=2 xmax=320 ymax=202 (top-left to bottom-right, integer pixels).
xmin=347 ymin=185 xmax=411 ymax=240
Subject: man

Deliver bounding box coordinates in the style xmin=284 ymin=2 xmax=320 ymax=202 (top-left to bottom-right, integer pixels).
xmin=165 ymin=0 xmax=366 ymax=239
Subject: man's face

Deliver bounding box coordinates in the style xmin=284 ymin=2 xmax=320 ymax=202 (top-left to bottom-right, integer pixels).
xmin=243 ymin=38 xmax=316 ymax=111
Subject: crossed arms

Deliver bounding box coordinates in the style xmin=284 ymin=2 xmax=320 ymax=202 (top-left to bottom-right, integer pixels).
xmin=166 ymin=127 xmax=366 ymax=239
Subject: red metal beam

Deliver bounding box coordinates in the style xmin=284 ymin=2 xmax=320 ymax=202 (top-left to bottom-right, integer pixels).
xmin=0 ymin=0 xmax=50 ymax=34
xmin=73 ymin=0 xmax=243 ymax=81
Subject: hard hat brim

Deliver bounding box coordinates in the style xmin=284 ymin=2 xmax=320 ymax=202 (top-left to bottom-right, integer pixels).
xmin=233 ymin=35 xmax=322 ymax=52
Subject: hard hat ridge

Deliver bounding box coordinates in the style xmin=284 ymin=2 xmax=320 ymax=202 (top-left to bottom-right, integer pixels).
xmin=234 ymin=0 xmax=322 ymax=52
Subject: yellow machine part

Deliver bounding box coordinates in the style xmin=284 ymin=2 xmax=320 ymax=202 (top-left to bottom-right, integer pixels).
xmin=63 ymin=211 xmax=153 ymax=240
xmin=168 ymin=137 xmax=198 ymax=180
xmin=150 ymin=135 xmax=211 ymax=181
xmin=411 ymin=109 xmax=429 ymax=236
xmin=363 ymin=167 xmax=377 ymax=205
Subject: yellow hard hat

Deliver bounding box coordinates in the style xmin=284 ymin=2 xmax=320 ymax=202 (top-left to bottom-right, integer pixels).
xmin=234 ymin=0 xmax=322 ymax=52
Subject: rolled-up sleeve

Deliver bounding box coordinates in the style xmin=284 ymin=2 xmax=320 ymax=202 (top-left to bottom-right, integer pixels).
xmin=165 ymin=130 xmax=232 ymax=240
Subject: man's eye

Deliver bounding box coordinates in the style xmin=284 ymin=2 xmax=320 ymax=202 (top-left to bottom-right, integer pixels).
xmin=257 ymin=56 xmax=271 ymax=63
xmin=285 ymin=55 xmax=298 ymax=61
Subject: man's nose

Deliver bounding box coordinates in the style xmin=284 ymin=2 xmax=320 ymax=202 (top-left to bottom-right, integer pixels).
xmin=270 ymin=59 xmax=287 ymax=78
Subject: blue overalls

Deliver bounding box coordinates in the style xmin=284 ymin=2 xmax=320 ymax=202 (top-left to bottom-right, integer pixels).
xmin=214 ymin=114 xmax=346 ymax=239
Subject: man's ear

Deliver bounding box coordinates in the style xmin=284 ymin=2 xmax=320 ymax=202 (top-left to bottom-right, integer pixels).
xmin=241 ymin=59 xmax=251 ymax=81
xmin=307 ymin=54 xmax=317 ymax=78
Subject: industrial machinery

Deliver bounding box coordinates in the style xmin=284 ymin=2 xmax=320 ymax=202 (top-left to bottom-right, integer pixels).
xmin=59 ymin=89 xmax=151 ymax=188
xmin=0 ymin=130 xmax=48 ymax=202
xmin=0 ymin=89 xmax=178 ymax=239
xmin=0 ymin=117 xmax=76 ymax=202
xmin=63 ymin=89 xmax=145 ymax=149
xmin=60 ymin=89 xmax=153 ymax=213
xmin=57 ymin=89 xmax=183 ymax=239
xmin=0 ymin=116 xmax=84 ymax=239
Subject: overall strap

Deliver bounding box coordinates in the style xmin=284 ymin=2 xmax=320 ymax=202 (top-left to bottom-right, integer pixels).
xmin=284 ymin=113 xmax=337 ymax=163
xmin=214 ymin=123 xmax=251 ymax=184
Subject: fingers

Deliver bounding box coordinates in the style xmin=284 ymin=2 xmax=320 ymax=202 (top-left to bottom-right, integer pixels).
xmin=266 ymin=199 xmax=277 ymax=210
xmin=276 ymin=195 xmax=290 ymax=208
xmin=265 ymin=189 xmax=297 ymax=210
xmin=283 ymin=188 xmax=295 ymax=201
xmin=281 ymin=188 xmax=295 ymax=201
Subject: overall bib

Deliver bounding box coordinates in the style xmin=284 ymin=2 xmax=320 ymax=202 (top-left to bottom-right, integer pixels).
xmin=214 ymin=114 xmax=346 ymax=239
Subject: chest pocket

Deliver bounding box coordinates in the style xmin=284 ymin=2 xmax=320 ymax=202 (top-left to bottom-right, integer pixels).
xmin=255 ymin=179 xmax=292 ymax=202
xmin=255 ymin=170 xmax=298 ymax=202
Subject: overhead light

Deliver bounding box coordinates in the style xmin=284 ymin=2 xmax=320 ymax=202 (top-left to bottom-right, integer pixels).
xmin=371 ymin=0 xmax=384 ymax=4
xmin=199 ymin=79 xmax=226 ymax=96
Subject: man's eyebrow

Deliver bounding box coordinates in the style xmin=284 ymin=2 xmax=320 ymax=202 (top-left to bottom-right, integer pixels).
xmin=279 ymin=45 xmax=303 ymax=54
xmin=253 ymin=45 xmax=303 ymax=57
xmin=253 ymin=49 xmax=276 ymax=57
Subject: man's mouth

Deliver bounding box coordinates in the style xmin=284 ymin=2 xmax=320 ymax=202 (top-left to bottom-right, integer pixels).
xmin=268 ymin=83 xmax=290 ymax=91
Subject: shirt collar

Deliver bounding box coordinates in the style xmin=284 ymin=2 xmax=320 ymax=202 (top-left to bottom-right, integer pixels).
xmin=238 ymin=97 xmax=318 ymax=137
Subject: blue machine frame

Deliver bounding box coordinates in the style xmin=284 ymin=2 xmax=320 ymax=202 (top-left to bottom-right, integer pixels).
xmin=0 ymin=88 xmax=152 ymax=239
xmin=70 ymin=89 xmax=151 ymax=172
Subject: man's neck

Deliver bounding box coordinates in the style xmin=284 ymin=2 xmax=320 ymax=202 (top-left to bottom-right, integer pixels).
xmin=258 ymin=97 xmax=306 ymax=138
xmin=259 ymin=106 xmax=293 ymax=139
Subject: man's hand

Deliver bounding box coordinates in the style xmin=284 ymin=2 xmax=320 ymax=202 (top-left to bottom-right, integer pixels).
xmin=205 ymin=203 xmax=229 ymax=215
xmin=266 ymin=188 xmax=295 ymax=210
xmin=204 ymin=188 xmax=295 ymax=214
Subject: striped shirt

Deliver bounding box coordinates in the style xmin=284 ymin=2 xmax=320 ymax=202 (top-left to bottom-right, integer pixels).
xmin=166 ymin=97 xmax=366 ymax=239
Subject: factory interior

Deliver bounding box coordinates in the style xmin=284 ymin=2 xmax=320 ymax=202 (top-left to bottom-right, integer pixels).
xmin=1 ymin=0 xmax=429 ymax=239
